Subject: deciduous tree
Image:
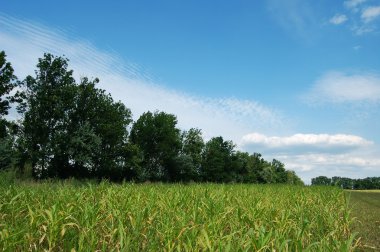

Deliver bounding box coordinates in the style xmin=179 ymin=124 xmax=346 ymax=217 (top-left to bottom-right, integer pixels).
xmin=0 ymin=51 xmax=17 ymax=170
xmin=130 ymin=111 xmax=181 ymax=181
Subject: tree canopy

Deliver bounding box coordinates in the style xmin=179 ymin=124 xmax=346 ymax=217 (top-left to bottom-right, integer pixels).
xmin=15 ymin=54 xmax=132 ymax=179
xmin=311 ymin=176 xmax=380 ymax=189
xmin=0 ymin=51 xmax=17 ymax=170
xmin=130 ymin=111 xmax=182 ymax=181
xmin=1 ymin=51 xmax=303 ymax=185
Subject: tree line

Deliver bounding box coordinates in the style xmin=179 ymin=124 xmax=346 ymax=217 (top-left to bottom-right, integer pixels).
xmin=0 ymin=51 xmax=303 ymax=184
xmin=311 ymin=176 xmax=380 ymax=189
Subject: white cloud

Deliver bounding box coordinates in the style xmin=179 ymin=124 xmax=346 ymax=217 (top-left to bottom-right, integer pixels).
xmin=344 ymin=0 xmax=366 ymax=10
xmin=352 ymin=24 xmax=375 ymax=35
xmin=278 ymin=153 xmax=380 ymax=184
xmin=361 ymin=6 xmax=380 ymax=23
xmin=242 ymin=133 xmax=372 ymax=148
xmin=338 ymin=1 xmax=380 ymax=35
xmin=329 ymin=14 xmax=348 ymax=25
xmin=241 ymin=132 xmax=372 ymax=153
xmin=304 ymin=71 xmax=380 ymax=104
xmin=240 ymin=132 xmax=379 ymax=184
xmin=0 ymin=14 xmax=281 ymax=142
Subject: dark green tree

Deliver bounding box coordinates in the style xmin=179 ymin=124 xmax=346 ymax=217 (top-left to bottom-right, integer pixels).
xmin=311 ymin=176 xmax=380 ymax=189
xmin=17 ymin=54 xmax=132 ymax=179
xmin=0 ymin=51 xmax=17 ymax=170
xmin=311 ymin=176 xmax=331 ymax=186
xmin=331 ymin=176 xmax=354 ymax=189
xmin=0 ymin=51 xmax=17 ymax=120
xmin=271 ymin=159 xmax=287 ymax=183
xmin=230 ymin=151 xmax=251 ymax=182
xmin=130 ymin=111 xmax=181 ymax=181
xmin=17 ymin=53 xmax=77 ymax=178
xmin=286 ymin=170 xmax=304 ymax=185
xmin=180 ymin=128 xmax=205 ymax=181
xmin=259 ymin=163 xmax=275 ymax=184
xmin=248 ymin=153 xmax=266 ymax=183
xmin=171 ymin=154 xmax=198 ymax=182
xmin=201 ymin=136 xmax=235 ymax=182
xmin=68 ymin=77 xmax=132 ymax=180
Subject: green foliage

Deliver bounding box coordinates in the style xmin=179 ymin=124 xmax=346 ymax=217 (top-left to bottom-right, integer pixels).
xmin=286 ymin=170 xmax=304 ymax=185
xmin=230 ymin=151 xmax=251 ymax=182
xmin=0 ymin=134 xmax=13 ymax=170
xmin=16 ymin=53 xmax=77 ymax=178
xmin=312 ymin=176 xmax=380 ymax=189
xmin=0 ymin=169 xmax=18 ymax=186
xmin=0 ymin=51 xmax=17 ymax=118
xmin=0 ymin=180 xmax=357 ymax=251
xmin=2 ymin=50 xmax=304 ymax=184
xmin=16 ymin=54 xmax=132 ymax=179
xmin=201 ymin=136 xmax=235 ymax=182
xmin=171 ymin=154 xmax=198 ymax=182
xmin=271 ymin=159 xmax=287 ymax=183
xmin=0 ymin=51 xmax=17 ymax=170
xmin=311 ymin=176 xmax=332 ymax=186
xmin=181 ymin=128 xmax=204 ymax=180
xmin=130 ymin=111 xmax=182 ymax=181
xmin=69 ymin=77 xmax=132 ymax=180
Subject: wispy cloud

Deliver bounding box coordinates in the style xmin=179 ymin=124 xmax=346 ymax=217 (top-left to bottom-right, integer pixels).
xmin=352 ymin=24 xmax=376 ymax=35
xmin=241 ymin=132 xmax=372 ymax=154
xmin=304 ymin=71 xmax=380 ymax=104
xmin=0 ymin=13 xmax=282 ymax=142
xmin=344 ymin=0 xmax=366 ymax=11
xmin=361 ymin=6 xmax=380 ymax=23
xmin=329 ymin=14 xmax=348 ymax=25
xmin=266 ymin=0 xmax=319 ymax=41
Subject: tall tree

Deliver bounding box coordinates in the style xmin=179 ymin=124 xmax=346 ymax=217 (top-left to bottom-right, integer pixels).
xmin=179 ymin=128 xmax=205 ymax=181
xmin=17 ymin=53 xmax=77 ymax=178
xmin=130 ymin=111 xmax=181 ymax=181
xmin=248 ymin=153 xmax=266 ymax=183
xmin=0 ymin=51 xmax=17 ymax=170
xmin=68 ymin=77 xmax=132 ymax=180
xmin=230 ymin=151 xmax=250 ymax=182
xmin=17 ymin=54 xmax=132 ymax=179
xmin=201 ymin=136 xmax=235 ymax=182
xmin=0 ymin=51 xmax=16 ymax=119
xmin=271 ymin=159 xmax=287 ymax=183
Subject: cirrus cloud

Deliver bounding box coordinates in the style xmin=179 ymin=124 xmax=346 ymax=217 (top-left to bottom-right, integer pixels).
xmin=344 ymin=0 xmax=366 ymax=10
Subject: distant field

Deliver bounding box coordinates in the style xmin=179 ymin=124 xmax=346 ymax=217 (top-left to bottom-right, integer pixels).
xmin=346 ymin=190 xmax=380 ymax=251
xmin=0 ymin=180 xmax=357 ymax=251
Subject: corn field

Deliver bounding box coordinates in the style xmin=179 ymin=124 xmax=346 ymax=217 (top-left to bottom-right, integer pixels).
xmin=0 ymin=179 xmax=357 ymax=251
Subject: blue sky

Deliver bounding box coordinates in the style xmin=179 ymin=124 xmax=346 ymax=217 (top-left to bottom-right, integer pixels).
xmin=1 ymin=0 xmax=380 ymax=183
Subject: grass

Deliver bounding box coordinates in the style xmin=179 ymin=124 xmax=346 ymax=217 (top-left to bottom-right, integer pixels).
xmin=0 ymin=175 xmax=358 ymax=251
xmin=346 ymin=190 xmax=380 ymax=251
